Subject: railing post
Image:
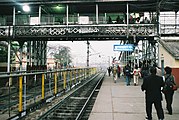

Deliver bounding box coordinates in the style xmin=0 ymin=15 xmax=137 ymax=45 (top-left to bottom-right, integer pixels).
xmin=34 ymin=75 xmax=37 ymax=102
xmin=8 ymin=75 xmax=12 ymax=117
xmin=63 ymin=71 xmax=67 ymax=90
xmin=83 ymin=69 xmax=85 ymax=80
xmin=74 ymin=69 xmax=76 ymax=84
xmin=42 ymin=74 xmax=45 ymax=100
xmin=90 ymin=68 xmax=91 ymax=76
xmin=70 ymin=70 xmax=72 ymax=87
xmin=78 ymin=69 xmax=80 ymax=82
xmin=23 ymin=75 xmax=27 ymax=111
xmin=54 ymin=72 xmax=57 ymax=95
xmin=19 ymin=76 xmax=23 ymax=112
xmin=79 ymin=69 xmax=82 ymax=81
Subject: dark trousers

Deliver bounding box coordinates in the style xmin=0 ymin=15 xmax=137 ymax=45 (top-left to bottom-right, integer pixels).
xmin=118 ymin=72 xmax=120 ymax=78
xmin=146 ymin=99 xmax=164 ymax=119
xmin=164 ymin=91 xmax=174 ymax=114
xmin=108 ymin=71 xmax=111 ymax=76
xmin=125 ymin=75 xmax=131 ymax=85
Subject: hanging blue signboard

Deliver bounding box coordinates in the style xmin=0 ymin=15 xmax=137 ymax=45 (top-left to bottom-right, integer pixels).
xmin=113 ymin=44 xmax=134 ymax=51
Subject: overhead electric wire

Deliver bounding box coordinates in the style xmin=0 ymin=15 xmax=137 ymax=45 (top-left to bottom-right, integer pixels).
xmin=89 ymin=44 xmax=97 ymax=53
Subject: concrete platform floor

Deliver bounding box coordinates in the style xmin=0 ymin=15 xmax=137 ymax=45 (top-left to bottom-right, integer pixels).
xmin=89 ymin=75 xmax=179 ymax=120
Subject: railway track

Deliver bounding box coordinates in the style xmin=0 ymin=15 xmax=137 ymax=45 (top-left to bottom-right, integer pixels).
xmin=37 ymin=72 xmax=105 ymax=120
xmin=0 ymin=73 xmax=78 ymax=114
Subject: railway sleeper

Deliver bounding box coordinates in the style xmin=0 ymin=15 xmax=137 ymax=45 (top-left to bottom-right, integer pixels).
xmin=53 ymin=112 xmax=79 ymax=116
xmin=47 ymin=115 xmax=78 ymax=120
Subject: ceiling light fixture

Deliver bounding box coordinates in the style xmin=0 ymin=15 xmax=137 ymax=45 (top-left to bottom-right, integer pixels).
xmin=22 ymin=5 xmax=30 ymax=12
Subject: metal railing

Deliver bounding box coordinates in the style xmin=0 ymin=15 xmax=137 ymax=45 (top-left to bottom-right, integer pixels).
xmin=0 ymin=67 xmax=97 ymax=120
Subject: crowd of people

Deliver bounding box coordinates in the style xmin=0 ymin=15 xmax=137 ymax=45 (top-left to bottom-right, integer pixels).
xmin=107 ymin=60 xmax=178 ymax=120
xmin=107 ymin=14 xmax=151 ymax=24
xmin=107 ymin=65 xmax=121 ymax=83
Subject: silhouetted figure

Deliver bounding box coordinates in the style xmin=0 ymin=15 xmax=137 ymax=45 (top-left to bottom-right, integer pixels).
xmin=141 ymin=60 xmax=149 ymax=78
xmin=107 ymin=67 xmax=112 ymax=76
xmin=129 ymin=15 xmax=135 ymax=24
xmin=163 ymin=66 xmax=177 ymax=115
xmin=107 ymin=16 xmax=112 ymax=24
xmin=113 ymin=66 xmax=117 ymax=83
xmin=141 ymin=67 xmax=165 ymax=120
xmin=117 ymin=65 xmax=121 ymax=78
xmin=144 ymin=17 xmax=150 ymax=24
xmin=60 ymin=19 xmax=63 ymax=24
xmin=116 ymin=16 xmax=120 ymax=23
xmin=135 ymin=17 xmax=140 ymax=24
xmin=123 ymin=63 xmax=132 ymax=86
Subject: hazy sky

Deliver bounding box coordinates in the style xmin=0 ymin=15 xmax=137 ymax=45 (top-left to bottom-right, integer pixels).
xmin=48 ymin=40 xmax=121 ymax=66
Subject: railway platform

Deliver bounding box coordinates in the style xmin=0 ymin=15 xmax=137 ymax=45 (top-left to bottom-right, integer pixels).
xmin=89 ymin=74 xmax=179 ymax=120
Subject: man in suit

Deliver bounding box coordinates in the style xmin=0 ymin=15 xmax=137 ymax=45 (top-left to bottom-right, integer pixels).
xmin=141 ymin=67 xmax=165 ymax=120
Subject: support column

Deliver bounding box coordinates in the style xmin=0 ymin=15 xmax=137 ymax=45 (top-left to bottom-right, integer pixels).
xmin=41 ymin=41 xmax=45 ymax=68
xmin=96 ymin=4 xmax=99 ymax=24
xmin=156 ymin=41 xmax=159 ymax=64
xmin=37 ymin=41 xmax=41 ymax=66
xmin=44 ymin=41 xmax=47 ymax=68
xmin=161 ymin=54 xmax=164 ymax=76
xmin=13 ymin=6 xmax=16 ymax=26
xmin=39 ymin=5 xmax=41 ymax=24
xmin=27 ymin=41 xmax=32 ymax=68
xmin=18 ymin=41 xmax=25 ymax=71
xmin=105 ymin=13 xmax=107 ymax=23
xmin=157 ymin=3 xmax=161 ymax=37
xmin=145 ymin=40 xmax=148 ymax=60
xmin=142 ymin=40 xmax=145 ymax=61
xmin=87 ymin=41 xmax=90 ymax=67
xmin=32 ymin=41 xmax=37 ymax=67
xmin=175 ymin=11 xmax=177 ymax=34
xmin=66 ymin=4 xmax=69 ymax=26
xmin=7 ymin=40 xmax=11 ymax=117
xmin=148 ymin=41 xmax=151 ymax=60
xmin=126 ymin=3 xmax=129 ymax=38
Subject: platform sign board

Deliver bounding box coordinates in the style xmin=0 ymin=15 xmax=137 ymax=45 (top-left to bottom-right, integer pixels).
xmin=113 ymin=44 xmax=134 ymax=51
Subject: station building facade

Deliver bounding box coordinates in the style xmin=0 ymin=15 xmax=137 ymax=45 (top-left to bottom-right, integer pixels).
xmin=159 ymin=38 xmax=179 ymax=86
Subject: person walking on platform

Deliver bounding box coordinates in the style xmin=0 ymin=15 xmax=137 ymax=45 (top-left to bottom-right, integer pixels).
xmin=153 ymin=63 xmax=162 ymax=77
xmin=117 ymin=65 xmax=121 ymax=78
xmin=123 ymin=63 xmax=132 ymax=86
xmin=133 ymin=64 xmax=141 ymax=86
xmin=162 ymin=66 xmax=177 ymax=115
xmin=141 ymin=60 xmax=149 ymax=78
xmin=141 ymin=67 xmax=165 ymax=120
xmin=113 ymin=66 xmax=118 ymax=83
xmin=107 ymin=67 xmax=112 ymax=76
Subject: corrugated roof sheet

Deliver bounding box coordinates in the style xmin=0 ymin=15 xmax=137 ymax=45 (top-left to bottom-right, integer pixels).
xmin=160 ymin=39 xmax=179 ymax=60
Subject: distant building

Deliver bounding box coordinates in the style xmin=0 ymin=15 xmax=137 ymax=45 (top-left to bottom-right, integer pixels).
xmin=47 ymin=58 xmax=56 ymax=70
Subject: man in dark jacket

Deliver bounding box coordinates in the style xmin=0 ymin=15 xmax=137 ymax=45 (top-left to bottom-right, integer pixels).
xmin=141 ymin=67 xmax=165 ymax=120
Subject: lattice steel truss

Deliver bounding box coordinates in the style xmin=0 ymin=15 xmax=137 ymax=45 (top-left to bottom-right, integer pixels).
xmin=0 ymin=24 xmax=157 ymax=40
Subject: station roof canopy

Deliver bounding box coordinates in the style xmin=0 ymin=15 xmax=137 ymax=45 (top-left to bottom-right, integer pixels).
xmin=160 ymin=38 xmax=179 ymax=60
xmin=0 ymin=0 xmax=179 ymax=15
